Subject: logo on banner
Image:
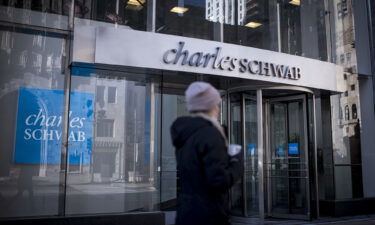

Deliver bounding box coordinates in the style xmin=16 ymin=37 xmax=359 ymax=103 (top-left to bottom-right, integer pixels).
xmin=14 ymin=88 xmax=94 ymax=164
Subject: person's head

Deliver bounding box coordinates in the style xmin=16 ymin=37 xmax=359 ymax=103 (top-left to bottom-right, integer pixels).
xmin=185 ymin=81 xmax=221 ymax=119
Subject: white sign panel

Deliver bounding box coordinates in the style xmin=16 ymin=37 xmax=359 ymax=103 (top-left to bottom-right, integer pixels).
xmin=95 ymin=27 xmax=343 ymax=92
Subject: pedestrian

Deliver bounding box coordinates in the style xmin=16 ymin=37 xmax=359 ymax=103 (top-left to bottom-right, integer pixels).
xmin=170 ymin=81 xmax=244 ymax=225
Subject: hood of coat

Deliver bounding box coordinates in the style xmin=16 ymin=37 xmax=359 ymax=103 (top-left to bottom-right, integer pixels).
xmin=170 ymin=116 xmax=212 ymax=149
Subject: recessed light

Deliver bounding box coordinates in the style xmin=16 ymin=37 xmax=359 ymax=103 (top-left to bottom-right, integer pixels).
xmin=245 ymin=22 xmax=262 ymax=28
xmin=289 ymin=0 xmax=300 ymax=6
xmin=170 ymin=6 xmax=189 ymax=14
xmin=127 ymin=0 xmax=144 ymax=6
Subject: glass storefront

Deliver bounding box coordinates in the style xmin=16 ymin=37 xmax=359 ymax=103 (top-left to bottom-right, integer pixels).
xmin=0 ymin=26 xmax=66 ymax=217
xmin=0 ymin=0 xmax=370 ymax=223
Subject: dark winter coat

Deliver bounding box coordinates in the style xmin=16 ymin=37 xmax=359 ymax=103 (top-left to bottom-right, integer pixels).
xmin=171 ymin=116 xmax=244 ymax=225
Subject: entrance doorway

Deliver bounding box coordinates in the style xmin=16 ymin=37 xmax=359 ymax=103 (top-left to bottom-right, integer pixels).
xmin=265 ymin=95 xmax=310 ymax=219
xmin=225 ymin=88 xmax=315 ymax=220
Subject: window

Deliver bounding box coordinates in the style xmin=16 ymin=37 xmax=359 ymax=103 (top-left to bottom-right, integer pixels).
xmin=345 ymin=105 xmax=350 ymax=120
xmin=352 ymin=104 xmax=357 ymax=119
xmin=351 ymin=84 xmax=355 ymax=91
xmin=340 ymin=54 xmax=345 ymax=64
xmin=346 ymin=52 xmax=352 ymax=62
xmin=342 ymin=0 xmax=348 ymax=16
xmin=108 ymin=87 xmax=117 ymax=103
xmin=337 ymin=3 xmax=342 ymax=19
xmin=96 ymin=86 xmax=105 ymax=103
xmin=344 ymin=91 xmax=348 ymax=97
xmin=96 ymin=119 xmax=115 ymax=137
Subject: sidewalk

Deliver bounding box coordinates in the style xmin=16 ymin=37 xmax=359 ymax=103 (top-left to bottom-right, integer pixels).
xmin=231 ymin=215 xmax=375 ymax=225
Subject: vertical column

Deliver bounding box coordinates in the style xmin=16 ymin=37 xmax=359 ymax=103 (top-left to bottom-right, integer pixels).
xmin=58 ymin=0 xmax=75 ymax=216
xmin=241 ymin=94 xmax=247 ymax=216
xmin=359 ymin=77 xmax=375 ymax=197
xmin=312 ymin=95 xmax=320 ymax=218
xmin=257 ymin=89 xmax=264 ymax=219
xmin=147 ymin=0 xmax=156 ymax=32
xmin=276 ymin=2 xmax=282 ymax=52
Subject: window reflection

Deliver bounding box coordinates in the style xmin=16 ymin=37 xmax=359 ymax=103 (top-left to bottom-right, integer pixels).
xmin=75 ymin=0 xmax=147 ymax=30
xmin=160 ymin=73 xmax=195 ymax=211
xmin=0 ymin=28 xmax=65 ymax=217
xmin=66 ymin=71 xmax=160 ymax=214
xmin=157 ymin=0 xmax=221 ymax=41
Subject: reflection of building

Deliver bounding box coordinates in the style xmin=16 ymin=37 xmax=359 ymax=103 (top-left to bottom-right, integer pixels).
xmin=330 ymin=0 xmax=363 ymax=199
xmin=205 ymin=0 xmax=261 ymax=26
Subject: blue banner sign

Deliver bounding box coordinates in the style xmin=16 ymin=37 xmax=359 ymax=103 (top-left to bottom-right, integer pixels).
xmin=14 ymin=88 xmax=94 ymax=164
xmin=288 ymin=143 xmax=299 ymax=155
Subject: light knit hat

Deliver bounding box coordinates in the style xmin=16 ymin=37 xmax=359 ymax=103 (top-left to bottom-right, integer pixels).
xmin=185 ymin=82 xmax=221 ymax=112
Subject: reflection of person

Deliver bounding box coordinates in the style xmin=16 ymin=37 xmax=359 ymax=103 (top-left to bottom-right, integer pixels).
xmin=171 ymin=82 xmax=244 ymax=225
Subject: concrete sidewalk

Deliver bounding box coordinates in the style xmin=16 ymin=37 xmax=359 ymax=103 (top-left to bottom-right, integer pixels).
xmin=231 ymin=215 xmax=375 ymax=225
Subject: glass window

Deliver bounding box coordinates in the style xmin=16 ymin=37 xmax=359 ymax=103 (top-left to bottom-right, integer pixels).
xmin=75 ymin=0 xmax=148 ymax=31
xmin=96 ymin=119 xmax=115 ymax=137
xmin=223 ymin=0 xmax=328 ymax=61
xmin=345 ymin=105 xmax=350 ymax=120
xmin=0 ymin=1 xmax=69 ymax=30
xmin=156 ymin=0 xmax=222 ymax=41
xmin=352 ymin=104 xmax=357 ymax=119
xmin=65 ymin=69 xmax=161 ymax=214
xmin=160 ymin=72 xmax=196 ymax=211
xmin=96 ymin=85 xmax=105 ymax=103
xmin=108 ymin=87 xmax=117 ymax=103
xmin=0 ymin=26 xmax=66 ymax=217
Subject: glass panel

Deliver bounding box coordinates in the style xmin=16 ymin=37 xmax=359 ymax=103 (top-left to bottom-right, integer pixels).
xmin=0 ymin=1 xmax=69 ymax=30
xmin=269 ymin=102 xmax=289 ymax=214
xmin=224 ymin=0 xmax=278 ymax=51
xmin=75 ymin=0 xmax=147 ymax=30
xmin=268 ymin=99 xmax=308 ymax=216
xmin=65 ymin=69 xmax=160 ymax=214
xmin=223 ymin=0 xmax=328 ymax=61
xmin=287 ymin=101 xmax=307 ymax=215
xmin=160 ymin=72 xmax=195 ymax=211
xmin=328 ymin=0 xmax=363 ymax=199
xmin=229 ymin=93 xmax=243 ymax=216
xmin=334 ymin=166 xmax=352 ymax=199
xmin=244 ymin=97 xmax=258 ymax=216
xmin=160 ymin=93 xmax=189 ymax=210
xmin=156 ymin=0 xmax=221 ymax=41
xmin=0 ymin=27 xmax=66 ymax=217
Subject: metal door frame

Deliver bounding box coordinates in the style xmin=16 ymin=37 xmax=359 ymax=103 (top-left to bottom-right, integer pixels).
xmin=264 ymin=94 xmax=311 ymax=220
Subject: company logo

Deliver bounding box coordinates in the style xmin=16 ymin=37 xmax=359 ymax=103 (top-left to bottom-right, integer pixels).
xmin=14 ymin=88 xmax=94 ymax=164
xmin=163 ymin=41 xmax=301 ymax=80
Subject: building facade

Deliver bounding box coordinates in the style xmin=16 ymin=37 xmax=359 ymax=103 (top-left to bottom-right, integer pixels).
xmin=0 ymin=0 xmax=374 ymax=224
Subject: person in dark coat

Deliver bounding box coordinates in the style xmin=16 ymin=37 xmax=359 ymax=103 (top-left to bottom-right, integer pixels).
xmin=171 ymin=82 xmax=244 ymax=225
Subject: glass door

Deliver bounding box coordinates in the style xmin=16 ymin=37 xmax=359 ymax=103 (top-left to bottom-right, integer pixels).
xmin=229 ymin=92 xmax=259 ymax=217
xmin=265 ymin=95 xmax=310 ymax=220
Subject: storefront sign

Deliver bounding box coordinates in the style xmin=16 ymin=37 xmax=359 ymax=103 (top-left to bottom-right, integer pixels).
xmin=14 ymin=88 xmax=94 ymax=164
xmin=90 ymin=27 xmax=344 ymax=92
xmin=288 ymin=143 xmax=299 ymax=155
xmin=163 ymin=42 xmax=301 ymax=81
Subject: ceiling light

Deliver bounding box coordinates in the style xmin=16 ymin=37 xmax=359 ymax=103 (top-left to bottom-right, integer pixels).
xmin=245 ymin=22 xmax=262 ymax=28
xmin=170 ymin=7 xmax=189 ymax=14
xmin=127 ymin=0 xmax=145 ymax=6
xmin=289 ymin=0 xmax=300 ymax=6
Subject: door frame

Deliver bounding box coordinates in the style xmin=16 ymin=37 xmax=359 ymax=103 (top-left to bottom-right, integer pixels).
xmin=264 ymin=94 xmax=311 ymax=220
